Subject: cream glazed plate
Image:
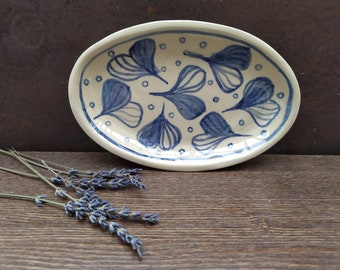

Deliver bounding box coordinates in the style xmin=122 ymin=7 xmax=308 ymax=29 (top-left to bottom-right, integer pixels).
xmin=68 ymin=20 xmax=300 ymax=171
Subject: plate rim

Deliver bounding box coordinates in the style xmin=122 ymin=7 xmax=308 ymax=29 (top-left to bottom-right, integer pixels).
xmin=68 ymin=20 xmax=301 ymax=171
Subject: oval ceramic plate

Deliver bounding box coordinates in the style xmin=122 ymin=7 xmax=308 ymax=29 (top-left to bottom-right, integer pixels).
xmin=69 ymin=20 xmax=300 ymax=171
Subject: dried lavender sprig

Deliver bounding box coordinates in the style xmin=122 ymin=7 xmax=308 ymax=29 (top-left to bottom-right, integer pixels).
xmin=1 ymin=149 xmax=146 ymax=191
xmin=0 ymin=192 xmax=144 ymax=258
xmin=11 ymin=151 xmax=141 ymax=179
xmin=60 ymin=173 xmax=146 ymax=192
xmin=0 ymin=150 xmax=156 ymax=259
xmin=37 ymin=153 xmax=146 ymax=191
xmin=0 ymin=152 xmax=155 ymax=223
xmin=70 ymin=168 xmax=146 ymax=191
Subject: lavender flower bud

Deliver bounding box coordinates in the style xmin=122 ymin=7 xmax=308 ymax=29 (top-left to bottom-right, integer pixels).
xmin=88 ymin=169 xmax=95 ymax=175
xmin=99 ymin=170 xmax=110 ymax=178
xmin=34 ymin=195 xmax=48 ymax=207
xmin=77 ymin=196 xmax=90 ymax=207
xmin=116 ymin=227 xmax=128 ymax=242
xmin=107 ymin=178 xmax=124 ymax=190
xmin=104 ymin=206 xmax=117 ymax=220
xmin=75 ymin=206 xmax=90 ymax=220
xmin=79 ymin=178 xmax=91 ymax=188
xmin=64 ymin=177 xmax=76 ymax=188
xmin=90 ymin=177 xmax=107 ymax=189
xmin=88 ymin=198 xmax=102 ymax=210
xmin=75 ymin=187 xmax=85 ymax=197
xmin=49 ymin=175 xmax=64 ymax=185
xmin=108 ymin=222 xmax=121 ymax=234
xmin=110 ymin=223 xmax=143 ymax=258
xmin=119 ymin=206 xmax=130 ymax=219
xmin=68 ymin=167 xmax=79 ymax=176
xmin=128 ymin=178 xmax=147 ymax=190
xmin=130 ymin=211 xmax=142 ymax=222
xmin=98 ymin=216 xmax=109 ymax=230
xmin=131 ymin=168 xmax=143 ymax=174
xmin=130 ymin=237 xmax=143 ymax=258
xmin=55 ymin=188 xmax=68 ymax=199
xmin=89 ymin=209 xmax=105 ymax=224
xmin=108 ymin=169 xmax=118 ymax=177
xmin=142 ymin=213 xmax=159 ymax=225
xmin=84 ymin=187 xmax=96 ymax=198
xmin=64 ymin=201 xmax=76 ymax=216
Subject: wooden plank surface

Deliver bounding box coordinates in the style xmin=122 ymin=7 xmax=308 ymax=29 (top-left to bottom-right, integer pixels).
xmin=0 ymin=152 xmax=339 ymax=269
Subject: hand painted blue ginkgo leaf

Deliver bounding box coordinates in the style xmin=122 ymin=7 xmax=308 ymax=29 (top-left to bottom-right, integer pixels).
xmin=94 ymin=79 xmax=143 ymax=128
xmin=107 ymin=38 xmax=167 ymax=84
xmin=137 ymin=105 xmax=181 ymax=150
xmin=94 ymin=79 xmax=131 ymax=118
xmin=169 ymin=65 xmax=206 ymax=94
xmin=211 ymin=64 xmax=243 ymax=94
xmin=150 ymin=65 xmax=206 ymax=120
xmin=222 ymin=77 xmax=280 ymax=127
xmin=244 ymin=100 xmax=280 ymax=127
xmin=110 ymin=102 xmax=143 ymax=128
xmin=183 ymin=45 xmax=251 ymax=93
xmin=129 ymin=39 xmax=158 ymax=75
xmin=107 ymin=54 xmax=150 ymax=81
xmin=192 ymin=112 xmax=249 ymax=152
xmin=166 ymin=94 xmax=206 ymax=121
xmin=209 ymin=45 xmax=251 ymax=70
xmin=231 ymin=77 xmax=275 ymax=109
xmin=192 ymin=133 xmax=229 ymax=152
xmin=200 ymin=111 xmax=233 ymax=137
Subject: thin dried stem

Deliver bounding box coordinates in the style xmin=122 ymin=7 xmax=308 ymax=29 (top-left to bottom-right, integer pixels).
xmin=0 ymin=166 xmax=38 ymax=179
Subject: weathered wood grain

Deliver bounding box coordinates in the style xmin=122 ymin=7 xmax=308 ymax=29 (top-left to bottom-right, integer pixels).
xmin=0 ymin=153 xmax=339 ymax=269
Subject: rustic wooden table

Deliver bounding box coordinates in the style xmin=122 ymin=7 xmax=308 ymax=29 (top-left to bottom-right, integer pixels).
xmin=0 ymin=152 xmax=339 ymax=269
